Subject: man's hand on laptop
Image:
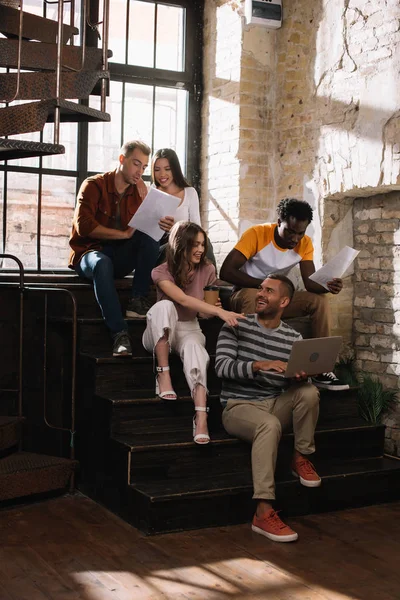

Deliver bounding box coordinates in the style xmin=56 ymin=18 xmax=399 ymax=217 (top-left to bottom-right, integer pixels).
xmin=253 ymin=360 xmax=308 ymax=381
xmin=159 ymin=215 xmax=175 ymax=233
xmin=253 ymin=360 xmax=287 ymax=374
xmin=326 ymin=278 xmax=343 ymax=294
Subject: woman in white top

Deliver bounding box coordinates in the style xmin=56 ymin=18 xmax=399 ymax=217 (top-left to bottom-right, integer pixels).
xmin=152 ymin=148 xmax=216 ymax=266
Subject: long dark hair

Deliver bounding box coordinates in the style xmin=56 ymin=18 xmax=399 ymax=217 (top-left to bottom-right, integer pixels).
xmin=166 ymin=221 xmax=209 ymax=289
xmin=152 ymin=148 xmax=190 ymax=189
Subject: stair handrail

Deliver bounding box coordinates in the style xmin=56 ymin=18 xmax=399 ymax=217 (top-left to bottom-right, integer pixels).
xmin=43 ymin=0 xmax=88 ymax=74
xmin=100 ymin=0 xmax=110 ymax=112
xmin=1 ymin=0 xmax=24 ymax=103
xmin=54 ymin=0 xmax=64 ymax=144
xmin=87 ymin=0 xmax=109 ymax=111
xmin=0 ymin=254 xmax=77 ymax=486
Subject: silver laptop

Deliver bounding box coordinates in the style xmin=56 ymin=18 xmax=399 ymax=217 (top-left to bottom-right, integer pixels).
xmin=261 ymin=336 xmax=342 ymax=378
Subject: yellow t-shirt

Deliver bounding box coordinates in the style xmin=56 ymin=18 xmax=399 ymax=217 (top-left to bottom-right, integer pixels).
xmin=235 ymin=223 xmax=314 ymax=280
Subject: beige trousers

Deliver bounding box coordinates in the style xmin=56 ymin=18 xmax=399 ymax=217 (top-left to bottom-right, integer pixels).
xmin=230 ymin=288 xmax=331 ymax=338
xmin=222 ymin=383 xmax=320 ymax=500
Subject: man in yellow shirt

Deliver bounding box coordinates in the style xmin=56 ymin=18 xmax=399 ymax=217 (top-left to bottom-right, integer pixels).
xmin=220 ymin=198 xmax=348 ymax=391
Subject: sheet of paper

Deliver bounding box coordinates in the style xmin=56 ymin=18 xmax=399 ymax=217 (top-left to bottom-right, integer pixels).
xmin=309 ymin=246 xmax=360 ymax=290
xmin=128 ymin=187 xmax=180 ymax=241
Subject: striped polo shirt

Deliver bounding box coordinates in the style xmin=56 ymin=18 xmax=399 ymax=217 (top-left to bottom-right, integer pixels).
xmin=215 ymin=314 xmax=302 ymax=404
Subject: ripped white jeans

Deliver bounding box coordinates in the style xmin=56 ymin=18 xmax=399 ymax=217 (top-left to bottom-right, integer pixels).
xmin=142 ymin=300 xmax=209 ymax=396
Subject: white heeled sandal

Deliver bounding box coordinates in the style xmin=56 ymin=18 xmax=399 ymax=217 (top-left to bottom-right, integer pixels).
xmin=155 ymin=366 xmax=177 ymax=401
xmin=193 ymin=406 xmax=210 ymax=445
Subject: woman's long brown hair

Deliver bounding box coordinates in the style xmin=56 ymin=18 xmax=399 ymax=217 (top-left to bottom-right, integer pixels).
xmin=166 ymin=221 xmax=209 ymax=289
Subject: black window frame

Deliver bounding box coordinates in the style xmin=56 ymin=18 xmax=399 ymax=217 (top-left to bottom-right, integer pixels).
xmin=0 ymin=0 xmax=204 ymax=273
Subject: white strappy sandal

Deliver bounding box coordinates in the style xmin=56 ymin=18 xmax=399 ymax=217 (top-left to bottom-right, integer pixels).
xmin=193 ymin=406 xmax=210 ymax=445
xmin=155 ymin=365 xmax=177 ymax=401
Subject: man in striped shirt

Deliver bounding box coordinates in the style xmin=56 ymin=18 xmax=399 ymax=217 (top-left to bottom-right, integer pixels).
xmin=215 ymin=273 xmax=321 ymax=543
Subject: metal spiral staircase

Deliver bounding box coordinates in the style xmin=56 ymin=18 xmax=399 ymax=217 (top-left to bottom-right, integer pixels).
xmin=0 ymin=0 xmax=111 ymax=160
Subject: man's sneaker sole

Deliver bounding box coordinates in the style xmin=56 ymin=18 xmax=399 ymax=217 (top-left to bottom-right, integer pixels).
xmin=112 ymin=350 xmax=132 ymax=357
xmin=313 ymin=382 xmax=349 ymax=391
xmin=292 ymin=470 xmax=322 ymax=487
xmin=251 ymin=524 xmax=298 ymax=542
xmin=126 ymin=310 xmax=147 ymax=318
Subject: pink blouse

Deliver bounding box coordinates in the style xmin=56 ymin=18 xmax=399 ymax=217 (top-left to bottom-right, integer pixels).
xmin=151 ymin=262 xmax=217 ymax=321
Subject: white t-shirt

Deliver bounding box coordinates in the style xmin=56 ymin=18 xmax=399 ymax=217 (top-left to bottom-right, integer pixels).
xmin=173 ymin=187 xmax=201 ymax=225
xmin=152 ymin=185 xmax=201 ymax=226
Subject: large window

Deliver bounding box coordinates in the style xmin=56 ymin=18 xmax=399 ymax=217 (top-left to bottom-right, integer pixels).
xmin=0 ymin=0 xmax=203 ymax=271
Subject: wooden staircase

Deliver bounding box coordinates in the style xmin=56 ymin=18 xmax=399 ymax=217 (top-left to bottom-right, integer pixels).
xmin=40 ymin=278 xmax=400 ymax=534
xmin=0 ymin=0 xmax=111 ymax=160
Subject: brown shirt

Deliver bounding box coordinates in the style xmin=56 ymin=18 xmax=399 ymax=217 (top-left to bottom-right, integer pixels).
xmin=68 ymin=170 xmax=147 ymax=268
xmin=151 ymin=262 xmax=217 ymax=321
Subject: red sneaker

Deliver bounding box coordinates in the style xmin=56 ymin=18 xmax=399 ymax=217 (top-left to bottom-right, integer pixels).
xmin=292 ymin=455 xmax=322 ymax=487
xmin=252 ymin=509 xmax=298 ymax=542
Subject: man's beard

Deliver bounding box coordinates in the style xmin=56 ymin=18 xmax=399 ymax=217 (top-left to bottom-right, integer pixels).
xmin=256 ymin=304 xmax=280 ymax=319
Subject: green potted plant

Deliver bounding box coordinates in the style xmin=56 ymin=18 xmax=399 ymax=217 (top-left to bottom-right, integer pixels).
xmin=357 ymin=373 xmax=397 ymax=425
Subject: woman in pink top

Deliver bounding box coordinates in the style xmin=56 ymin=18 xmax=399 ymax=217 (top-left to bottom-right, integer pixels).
xmin=142 ymin=221 xmax=244 ymax=444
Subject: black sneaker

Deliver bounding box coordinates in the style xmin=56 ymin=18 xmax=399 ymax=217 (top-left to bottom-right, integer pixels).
xmin=312 ymin=372 xmax=349 ymax=391
xmin=126 ymin=297 xmax=150 ymax=318
xmin=112 ymin=331 xmax=132 ymax=357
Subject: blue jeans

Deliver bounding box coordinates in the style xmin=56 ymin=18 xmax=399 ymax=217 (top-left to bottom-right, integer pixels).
xmin=75 ymin=231 xmax=159 ymax=335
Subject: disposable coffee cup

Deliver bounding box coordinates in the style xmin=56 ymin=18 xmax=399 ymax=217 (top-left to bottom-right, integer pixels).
xmin=203 ymin=285 xmax=219 ymax=305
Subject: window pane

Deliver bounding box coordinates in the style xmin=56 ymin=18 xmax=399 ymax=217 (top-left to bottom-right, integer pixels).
xmin=5 ymin=172 xmax=38 ymax=269
xmin=88 ymin=81 xmax=123 ymax=173
xmin=109 ymin=0 xmax=127 ymax=64
xmin=124 ymin=83 xmax=153 ymax=175
xmin=156 ymin=5 xmax=185 ymax=72
xmin=41 ymin=175 xmax=76 ymax=269
xmin=42 ymin=122 xmax=78 ymax=171
xmin=128 ymin=1 xmax=155 ymax=68
xmin=154 ymin=87 xmax=188 ymax=173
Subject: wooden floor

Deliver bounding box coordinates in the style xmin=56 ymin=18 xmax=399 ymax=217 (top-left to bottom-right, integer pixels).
xmin=1 ymin=495 xmax=400 ymax=600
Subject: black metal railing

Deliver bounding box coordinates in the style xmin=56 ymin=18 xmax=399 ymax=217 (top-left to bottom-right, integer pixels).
xmin=0 ymin=253 xmax=77 ymax=489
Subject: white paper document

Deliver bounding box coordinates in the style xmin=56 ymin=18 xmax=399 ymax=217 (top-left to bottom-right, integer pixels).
xmin=309 ymin=246 xmax=360 ymax=290
xmin=128 ymin=187 xmax=180 ymax=241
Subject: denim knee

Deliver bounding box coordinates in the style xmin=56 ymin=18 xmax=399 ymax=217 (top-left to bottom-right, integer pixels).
xmin=92 ymin=255 xmax=114 ymax=280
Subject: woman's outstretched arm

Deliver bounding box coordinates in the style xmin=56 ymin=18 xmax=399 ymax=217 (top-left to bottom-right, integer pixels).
xmin=157 ymin=279 xmax=245 ymax=327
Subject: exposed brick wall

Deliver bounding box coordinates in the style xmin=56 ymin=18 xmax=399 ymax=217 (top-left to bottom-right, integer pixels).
xmin=202 ymin=0 xmax=400 ymax=345
xmin=353 ymin=191 xmax=400 ymax=454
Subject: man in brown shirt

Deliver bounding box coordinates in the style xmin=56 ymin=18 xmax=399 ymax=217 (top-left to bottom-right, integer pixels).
xmin=69 ymin=140 xmax=174 ymax=356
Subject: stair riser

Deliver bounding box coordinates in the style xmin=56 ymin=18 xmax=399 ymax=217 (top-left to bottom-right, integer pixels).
xmin=128 ymin=426 xmax=385 ymax=481
xmin=92 ymin=357 xmax=222 ymax=396
xmin=79 ymin=319 xmax=221 ymax=355
xmin=0 ymin=39 xmax=109 ymax=71
xmin=0 ymin=101 xmax=48 ymax=136
xmin=107 ymin=393 xmax=360 ymax=433
xmin=0 ymin=420 xmax=22 ymax=454
xmin=0 ymin=71 xmax=108 ymax=101
xmin=0 ymin=465 xmax=75 ymax=502
xmin=0 ymin=5 xmax=78 ymax=43
xmin=133 ymin=468 xmax=400 ymax=534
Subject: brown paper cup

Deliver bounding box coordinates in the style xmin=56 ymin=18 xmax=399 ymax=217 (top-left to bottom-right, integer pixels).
xmin=203 ymin=288 xmax=219 ymax=305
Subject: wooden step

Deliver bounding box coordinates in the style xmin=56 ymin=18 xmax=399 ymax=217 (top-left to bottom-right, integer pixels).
xmin=0 ymin=70 xmax=109 ymax=101
xmin=0 ymin=138 xmax=65 ymax=161
xmin=95 ymin=386 xmax=360 ymax=432
xmin=0 ymin=99 xmax=110 ymax=136
xmin=79 ymin=353 xmax=221 ymax=396
xmin=127 ymin=456 xmax=400 ymax=534
xmin=73 ymin=315 xmax=222 ymax=355
xmin=0 ymin=39 xmax=112 ymax=71
xmin=112 ymin=420 xmax=385 ymax=482
xmin=0 ymin=416 xmax=24 ymax=455
xmin=0 ymin=451 xmax=77 ymax=502
xmin=0 ymin=4 xmax=78 ymax=43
